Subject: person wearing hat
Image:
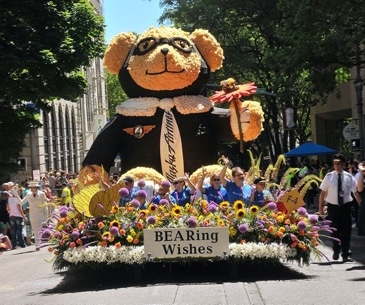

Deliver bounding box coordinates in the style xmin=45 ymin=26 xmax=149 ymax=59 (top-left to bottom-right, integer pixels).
xmin=249 ymin=177 xmax=273 ymax=207
xmin=21 ymin=181 xmax=48 ymax=251
xmin=170 ymin=173 xmax=196 ymax=207
xmin=119 ymin=176 xmax=137 ymax=207
xmin=152 ymin=180 xmax=177 ymax=205
xmin=319 ymin=153 xmax=361 ymax=262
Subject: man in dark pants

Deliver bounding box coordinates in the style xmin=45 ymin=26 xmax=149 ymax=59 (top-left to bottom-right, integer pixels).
xmin=318 ymin=153 xmax=361 ymax=263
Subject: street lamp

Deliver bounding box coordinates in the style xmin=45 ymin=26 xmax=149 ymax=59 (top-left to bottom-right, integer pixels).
xmin=355 ymin=45 xmax=364 ymax=159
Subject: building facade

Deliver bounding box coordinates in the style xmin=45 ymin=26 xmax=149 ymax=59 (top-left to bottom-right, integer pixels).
xmin=310 ymin=65 xmax=364 ymax=161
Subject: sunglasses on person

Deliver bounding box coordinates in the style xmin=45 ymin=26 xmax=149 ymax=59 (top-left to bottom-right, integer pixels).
xmin=173 ymin=181 xmax=183 ymax=185
xmin=212 ymin=178 xmax=220 ymax=182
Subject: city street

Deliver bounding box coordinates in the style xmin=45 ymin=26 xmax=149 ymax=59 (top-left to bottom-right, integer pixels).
xmin=1 ymin=232 xmax=364 ymax=305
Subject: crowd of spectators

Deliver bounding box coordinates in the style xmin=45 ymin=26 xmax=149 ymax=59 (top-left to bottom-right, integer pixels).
xmin=0 ymin=169 xmax=78 ymax=251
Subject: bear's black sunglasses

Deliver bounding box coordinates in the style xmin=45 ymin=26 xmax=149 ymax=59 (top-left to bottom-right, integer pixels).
xmin=133 ymin=36 xmax=194 ymax=55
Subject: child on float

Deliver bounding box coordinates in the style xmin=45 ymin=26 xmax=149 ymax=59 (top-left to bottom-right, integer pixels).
xmin=152 ymin=180 xmax=177 ymax=205
xmin=249 ymin=177 xmax=274 ymax=207
xmin=170 ymin=173 xmax=196 ymax=206
xmin=196 ymin=166 xmax=228 ymax=204
xmin=134 ymin=190 xmax=148 ymax=210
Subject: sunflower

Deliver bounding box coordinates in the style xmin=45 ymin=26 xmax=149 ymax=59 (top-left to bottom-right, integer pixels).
xmin=233 ymin=200 xmax=245 ymax=211
xmin=110 ymin=220 xmax=120 ymax=228
xmin=249 ymin=205 xmax=259 ymax=215
xmin=219 ymin=201 xmax=230 ymax=209
xmin=102 ymin=232 xmax=114 ymax=242
xmin=172 ymin=205 xmax=183 ymax=217
xmin=148 ymin=204 xmax=158 ymax=214
xmin=235 ymin=209 xmax=246 ymax=219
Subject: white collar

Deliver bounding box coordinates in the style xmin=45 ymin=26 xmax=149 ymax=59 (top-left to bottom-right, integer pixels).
xmin=116 ymin=95 xmax=213 ymax=117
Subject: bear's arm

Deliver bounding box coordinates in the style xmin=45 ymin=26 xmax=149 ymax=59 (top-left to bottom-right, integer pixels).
xmin=211 ymin=107 xmax=237 ymax=142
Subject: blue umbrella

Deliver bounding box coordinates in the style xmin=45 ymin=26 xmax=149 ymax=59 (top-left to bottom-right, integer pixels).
xmin=285 ymin=142 xmax=338 ymax=157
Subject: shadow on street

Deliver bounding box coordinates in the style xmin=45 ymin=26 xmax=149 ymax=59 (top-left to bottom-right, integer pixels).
xmin=39 ymin=260 xmax=310 ymax=294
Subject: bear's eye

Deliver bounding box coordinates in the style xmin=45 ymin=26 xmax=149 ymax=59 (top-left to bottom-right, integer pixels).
xmin=171 ymin=38 xmax=193 ymax=53
xmin=135 ymin=38 xmax=157 ymax=55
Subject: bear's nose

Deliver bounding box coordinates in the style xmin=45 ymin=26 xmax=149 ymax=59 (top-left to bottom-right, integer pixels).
xmin=161 ymin=48 xmax=169 ymax=55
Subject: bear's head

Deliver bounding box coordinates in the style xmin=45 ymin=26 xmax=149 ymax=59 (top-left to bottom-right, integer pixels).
xmin=104 ymin=26 xmax=224 ymax=98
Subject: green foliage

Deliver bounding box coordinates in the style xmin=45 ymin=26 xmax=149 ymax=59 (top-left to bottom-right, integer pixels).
xmin=0 ymin=0 xmax=105 ymax=180
xmin=158 ymin=0 xmax=365 ymax=157
xmin=106 ymin=72 xmax=128 ymax=118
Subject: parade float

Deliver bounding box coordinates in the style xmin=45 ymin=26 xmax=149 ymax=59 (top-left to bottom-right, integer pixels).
xmin=40 ymin=26 xmax=333 ymax=272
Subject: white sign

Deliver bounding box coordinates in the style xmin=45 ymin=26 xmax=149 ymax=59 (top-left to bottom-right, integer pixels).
xmin=143 ymin=227 xmax=229 ymax=259
xmin=343 ymin=124 xmax=359 ymax=140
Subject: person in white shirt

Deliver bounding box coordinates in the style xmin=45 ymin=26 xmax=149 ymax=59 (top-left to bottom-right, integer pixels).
xmin=8 ymin=189 xmax=26 ymax=249
xmin=319 ymin=153 xmax=361 ymax=263
xmin=21 ymin=181 xmax=48 ymax=251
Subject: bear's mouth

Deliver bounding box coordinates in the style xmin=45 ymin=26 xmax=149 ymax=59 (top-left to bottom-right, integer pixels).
xmin=146 ymin=56 xmax=185 ymax=75
xmin=146 ymin=68 xmax=185 ymax=75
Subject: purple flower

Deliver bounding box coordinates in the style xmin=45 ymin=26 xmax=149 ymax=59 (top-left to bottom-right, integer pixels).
xmin=137 ymin=179 xmax=146 ymax=188
xmin=159 ymin=199 xmax=169 ymax=205
xmin=161 ymin=180 xmax=171 ymax=188
xmin=297 ymin=220 xmax=307 ymax=230
xmin=207 ymin=203 xmax=218 ymax=213
xmin=110 ymin=226 xmax=119 ymax=236
xmin=118 ymin=187 xmax=129 ymax=197
xmin=147 ymin=216 xmax=157 ymax=224
xmin=59 ymin=207 xmax=68 ymax=218
xmin=238 ymin=223 xmax=248 ymax=233
xmin=266 ymin=201 xmax=277 ymax=211
xmin=41 ymin=229 xmax=52 ymax=239
xmin=71 ymin=231 xmax=80 ymax=239
xmin=297 ymin=207 xmax=307 ymax=216
xmin=135 ymin=190 xmax=147 ymax=198
xmin=187 ymin=216 xmax=198 ymax=228
xmin=130 ymin=199 xmax=140 ymax=208
xmin=308 ymin=214 xmax=318 ymax=225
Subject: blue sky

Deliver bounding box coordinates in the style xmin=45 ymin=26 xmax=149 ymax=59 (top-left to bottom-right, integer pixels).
xmin=103 ymin=0 xmax=164 ymax=43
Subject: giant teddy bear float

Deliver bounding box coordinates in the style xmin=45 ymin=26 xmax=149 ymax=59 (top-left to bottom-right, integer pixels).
xmin=81 ymin=26 xmax=264 ymax=182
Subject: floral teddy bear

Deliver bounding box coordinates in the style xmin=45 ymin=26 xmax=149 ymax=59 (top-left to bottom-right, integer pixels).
xmin=81 ymin=26 xmax=264 ymax=182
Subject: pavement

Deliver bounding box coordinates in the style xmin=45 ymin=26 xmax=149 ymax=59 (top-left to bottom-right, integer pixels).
xmin=0 ymin=228 xmax=364 ymax=305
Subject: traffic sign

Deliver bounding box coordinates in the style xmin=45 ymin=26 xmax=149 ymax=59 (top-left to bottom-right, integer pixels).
xmin=343 ymin=124 xmax=359 ymax=140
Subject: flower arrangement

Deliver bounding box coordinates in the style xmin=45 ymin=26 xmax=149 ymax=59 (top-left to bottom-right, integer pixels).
xmin=41 ymin=195 xmax=334 ymax=271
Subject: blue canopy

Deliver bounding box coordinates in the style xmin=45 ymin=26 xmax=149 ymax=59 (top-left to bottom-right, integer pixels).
xmin=285 ymin=142 xmax=338 ymax=157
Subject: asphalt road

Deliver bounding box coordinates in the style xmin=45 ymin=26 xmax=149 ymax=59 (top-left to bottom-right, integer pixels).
xmin=1 ymin=232 xmax=364 ymax=305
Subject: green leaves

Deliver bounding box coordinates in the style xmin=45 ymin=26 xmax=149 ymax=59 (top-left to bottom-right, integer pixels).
xmin=0 ymin=0 xmax=105 ymax=179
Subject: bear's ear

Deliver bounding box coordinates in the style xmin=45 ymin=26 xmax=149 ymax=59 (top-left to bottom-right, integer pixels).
xmin=190 ymin=29 xmax=224 ymax=72
xmin=104 ymin=32 xmax=137 ymax=74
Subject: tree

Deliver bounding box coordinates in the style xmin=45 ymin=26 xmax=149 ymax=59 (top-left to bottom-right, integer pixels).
xmin=157 ymin=0 xmax=365 ymax=159
xmin=106 ymin=72 xmax=128 ymax=118
xmin=0 ymin=0 xmax=105 ymax=180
